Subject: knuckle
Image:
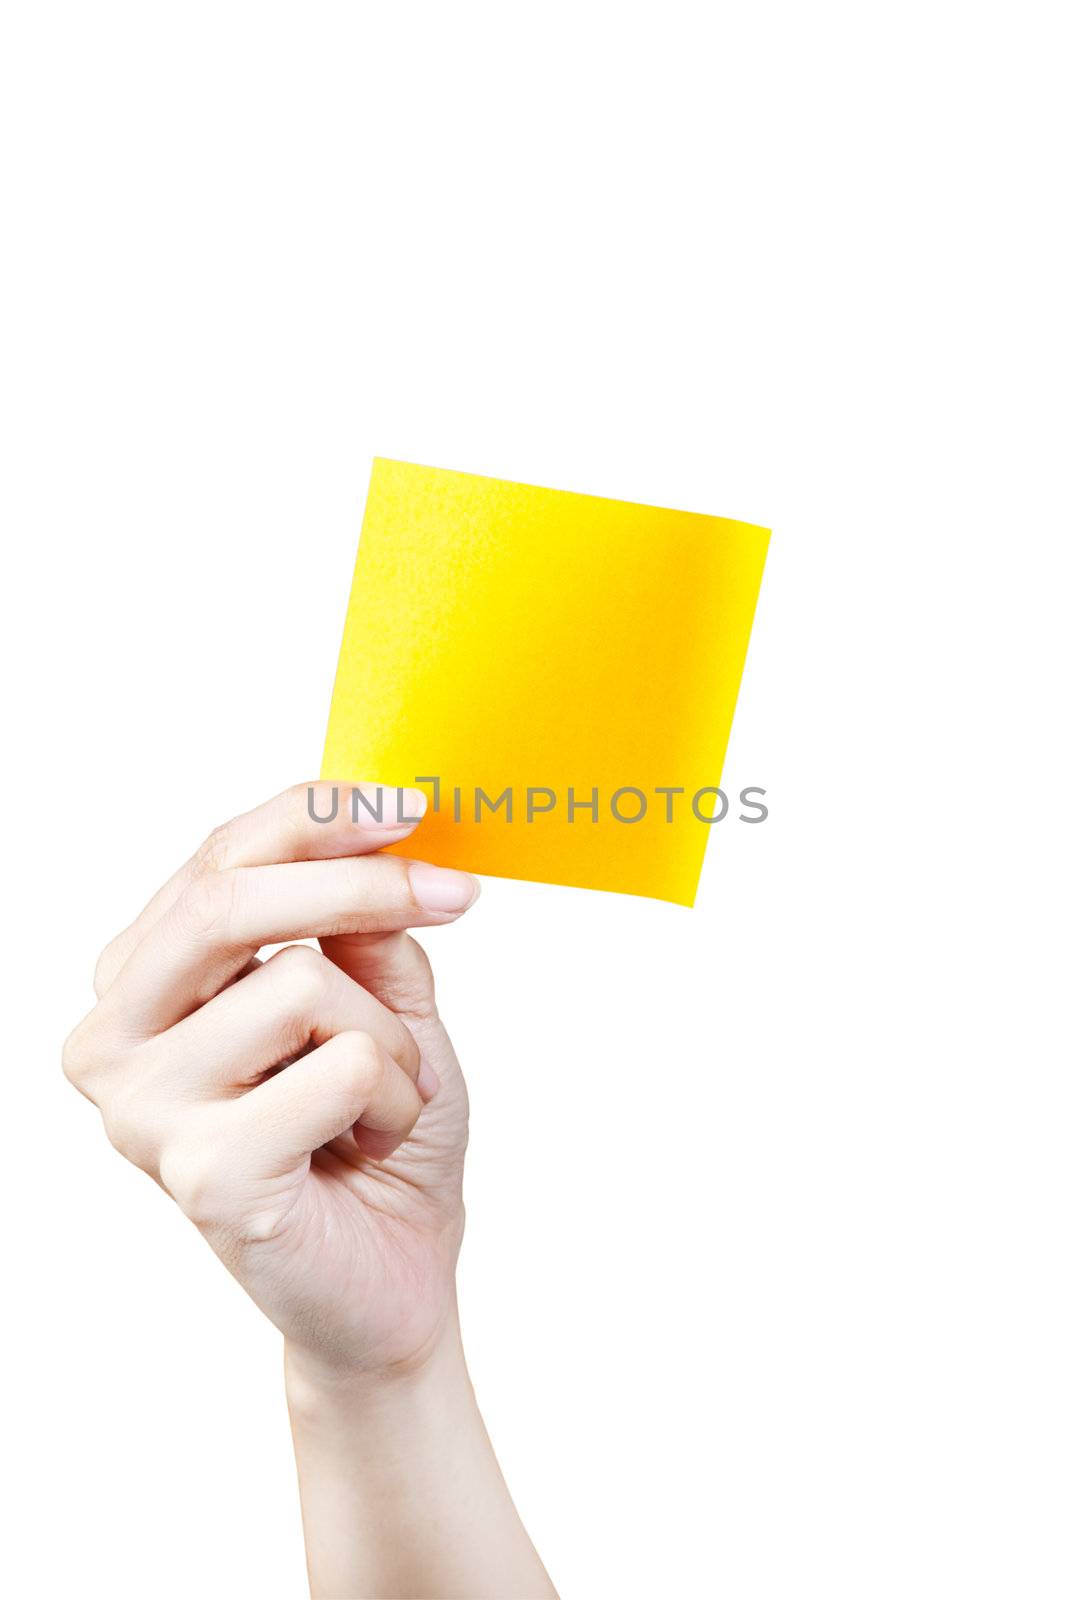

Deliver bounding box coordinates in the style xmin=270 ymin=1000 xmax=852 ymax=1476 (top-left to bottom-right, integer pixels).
xmin=178 ymin=868 xmax=239 ymax=939
xmin=332 ymin=855 xmax=396 ymax=931
xmin=284 ymin=781 xmax=319 ymax=832
xmin=267 ymin=944 xmax=331 ymax=1012
xmin=61 ymin=1018 xmax=95 ymax=1087
xmin=260 ymin=785 xmax=313 ymax=861
xmin=159 ymin=1140 xmax=226 ymax=1227
xmin=193 ymin=821 xmax=234 ymax=875
xmin=92 ymin=940 xmax=122 ymax=998
xmin=339 ymin=1029 xmax=382 ymax=1086
xmin=101 ymin=1089 xmax=153 ymax=1169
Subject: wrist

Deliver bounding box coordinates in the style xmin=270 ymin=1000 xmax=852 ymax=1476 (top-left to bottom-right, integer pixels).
xmin=284 ymin=1299 xmax=558 ymax=1597
xmin=284 ymin=1297 xmax=470 ymax=1420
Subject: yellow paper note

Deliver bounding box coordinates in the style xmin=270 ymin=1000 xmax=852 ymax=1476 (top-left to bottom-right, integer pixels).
xmin=322 ymin=460 xmax=769 ymax=905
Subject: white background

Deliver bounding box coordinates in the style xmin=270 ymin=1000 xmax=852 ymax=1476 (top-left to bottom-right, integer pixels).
xmin=2 ymin=4 xmax=1064 ymax=1597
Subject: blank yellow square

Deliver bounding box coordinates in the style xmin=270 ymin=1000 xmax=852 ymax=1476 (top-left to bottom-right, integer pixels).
xmin=322 ymin=460 xmax=769 ymax=905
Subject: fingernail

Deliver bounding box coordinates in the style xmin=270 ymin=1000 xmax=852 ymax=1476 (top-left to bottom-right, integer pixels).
xmin=416 ymin=1053 xmax=440 ymax=1102
xmin=408 ymin=862 xmax=479 ymax=914
xmin=353 ymin=785 xmax=427 ymax=828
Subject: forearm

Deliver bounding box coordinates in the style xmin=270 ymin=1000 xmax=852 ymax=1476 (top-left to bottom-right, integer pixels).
xmin=285 ymin=1302 xmax=557 ymax=1600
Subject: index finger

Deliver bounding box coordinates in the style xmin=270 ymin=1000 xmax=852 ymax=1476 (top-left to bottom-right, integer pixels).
xmin=99 ymin=852 xmax=478 ymax=1039
xmin=94 ymin=780 xmax=427 ymax=996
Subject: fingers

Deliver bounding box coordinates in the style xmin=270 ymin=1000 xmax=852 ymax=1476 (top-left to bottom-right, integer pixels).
xmin=99 ymin=853 xmax=479 ymax=1039
xmin=94 ymin=781 xmax=429 ymax=997
xmin=232 ymin=1030 xmax=423 ymax=1171
xmin=149 ymin=944 xmax=422 ymax=1093
xmin=320 ymin=930 xmax=439 ymax=1021
xmin=64 ymin=782 xmax=473 ymax=1250
xmin=65 ymin=997 xmax=426 ymax=1231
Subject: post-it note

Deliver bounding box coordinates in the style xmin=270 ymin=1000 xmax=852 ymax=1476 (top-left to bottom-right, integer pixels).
xmin=322 ymin=459 xmax=769 ymax=905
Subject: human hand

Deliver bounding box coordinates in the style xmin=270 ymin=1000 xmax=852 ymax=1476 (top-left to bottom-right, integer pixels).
xmin=62 ymin=782 xmax=478 ymax=1378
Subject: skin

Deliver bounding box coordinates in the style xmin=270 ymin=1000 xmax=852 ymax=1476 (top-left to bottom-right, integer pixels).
xmin=63 ymin=781 xmax=557 ymax=1600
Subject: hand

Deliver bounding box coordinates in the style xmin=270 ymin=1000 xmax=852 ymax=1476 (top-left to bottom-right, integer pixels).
xmin=64 ymin=782 xmax=556 ymax=1597
xmin=62 ymin=781 xmax=478 ymax=1376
